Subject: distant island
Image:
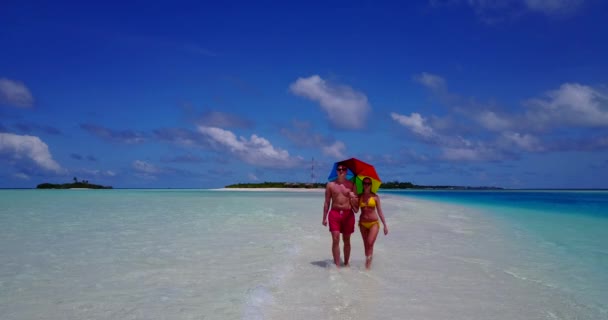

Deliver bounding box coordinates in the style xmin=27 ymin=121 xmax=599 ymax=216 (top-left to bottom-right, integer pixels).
xmin=226 ymin=182 xmax=325 ymax=189
xmin=225 ymin=181 xmax=503 ymax=190
xmin=36 ymin=177 xmax=112 ymax=189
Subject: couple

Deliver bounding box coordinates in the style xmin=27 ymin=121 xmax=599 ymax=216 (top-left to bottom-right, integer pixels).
xmin=322 ymin=164 xmax=389 ymax=269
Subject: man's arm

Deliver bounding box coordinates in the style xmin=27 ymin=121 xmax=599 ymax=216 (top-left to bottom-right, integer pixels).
xmin=322 ymin=183 xmax=332 ymax=225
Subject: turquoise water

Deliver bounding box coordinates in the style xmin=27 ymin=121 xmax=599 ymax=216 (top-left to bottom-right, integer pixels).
xmin=0 ymin=190 xmax=310 ymax=319
xmin=387 ymin=189 xmax=608 ymax=314
xmin=1 ymin=189 xmax=607 ymax=319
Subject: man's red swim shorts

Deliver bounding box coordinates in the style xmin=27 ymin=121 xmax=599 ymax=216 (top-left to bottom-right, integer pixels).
xmin=328 ymin=209 xmax=355 ymax=234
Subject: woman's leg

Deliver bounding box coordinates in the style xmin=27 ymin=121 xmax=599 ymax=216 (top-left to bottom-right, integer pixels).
xmin=359 ymin=225 xmax=369 ymax=251
xmin=359 ymin=224 xmax=370 ymax=258
xmin=365 ymin=223 xmax=380 ymax=269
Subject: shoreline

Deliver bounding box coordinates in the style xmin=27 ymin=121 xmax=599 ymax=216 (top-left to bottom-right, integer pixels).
xmin=212 ymin=187 xmax=325 ymax=192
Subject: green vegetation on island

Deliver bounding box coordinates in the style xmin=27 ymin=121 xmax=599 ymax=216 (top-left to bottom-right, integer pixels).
xmin=381 ymin=181 xmax=502 ymax=190
xmin=226 ymin=182 xmax=325 ymax=189
xmin=225 ymin=181 xmax=503 ymax=190
xmin=36 ymin=177 xmax=112 ymax=189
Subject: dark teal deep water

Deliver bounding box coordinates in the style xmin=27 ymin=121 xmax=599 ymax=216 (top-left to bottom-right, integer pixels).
xmin=382 ymin=189 xmax=608 ymax=217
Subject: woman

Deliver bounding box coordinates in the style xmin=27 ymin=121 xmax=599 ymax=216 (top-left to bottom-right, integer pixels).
xmin=357 ymin=177 xmax=388 ymax=269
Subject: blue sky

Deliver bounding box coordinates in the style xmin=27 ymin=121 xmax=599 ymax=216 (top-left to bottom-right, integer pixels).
xmin=1 ymin=0 xmax=607 ymax=189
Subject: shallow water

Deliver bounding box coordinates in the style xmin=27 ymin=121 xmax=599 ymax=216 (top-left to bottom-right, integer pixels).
xmin=0 ymin=189 xmax=606 ymax=319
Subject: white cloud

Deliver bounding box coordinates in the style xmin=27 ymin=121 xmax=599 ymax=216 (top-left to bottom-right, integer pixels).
xmin=391 ymin=112 xmax=476 ymax=148
xmin=500 ymin=132 xmax=544 ymax=151
xmin=432 ymin=0 xmax=586 ymax=23
xmin=395 ymin=75 xmax=608 ymax=161
xmin=0 ymin=132 xmax=62 ymax=172
xmin=391 ymin=109 xmax=514 ymax=161
xmin=81 ymin=124 xmax=146 ymax=144
xmin=391 ymin=112 xmax=436 ymax=138
xmin=132 ymin=160 xmax=161 ymax=174
xmin=475 ymin=110 xmax=513 ymax=131
xmin=322 ymin=141 xmax=347 ymax=159
xmin=13 ymin=172 xmax=30 ymax=180
xmin=80 ymin=169 xmax=117 ymax=177
xmin=391 ymin=107 xmax=542 ymax=160
xmin=0 ymin=78 xmax=34 ymax=107
xmin=524 ymin=0 xmax=584 ymax=15
xmin=525 ymin=83 xmax=608 ymax=127
xmin=440 ymin=146 xmax=504 ymax=161
xmin=248 ymin=173 xmax=259 ymax=181
xmin=413 ymin=72 xmax=446 ymax=91
xmin=199 ymin=126 xmax=246 ymax=152
xmin=441 ymin=147 xmax=482 ymax=161
xmin=466 ymin=0 xmax=585 ymax=15
xmin=289 ymin=75 xmax=371 ymax=130
xmin=198 ymin=125 xmax=301 ymax=168
xmin=197 ymin=111 xmax=252 ymax=129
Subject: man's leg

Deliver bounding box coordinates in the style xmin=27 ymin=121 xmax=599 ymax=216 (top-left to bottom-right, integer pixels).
xmin=342 ymin=211 xmax=355 ymax=266
xmin=331 ymin=231 xmax=341 ymax=267
xmin=342 ymin=233 xmax=351 ymax=266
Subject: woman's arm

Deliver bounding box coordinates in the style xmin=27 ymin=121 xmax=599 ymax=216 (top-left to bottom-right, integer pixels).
xmin=376 ymin=195 xmax=388 ymax=235
xmin=349 ymin=182 xmax=359 ymax=213
xmin=350 ymin=195 xmax=360 ymax=213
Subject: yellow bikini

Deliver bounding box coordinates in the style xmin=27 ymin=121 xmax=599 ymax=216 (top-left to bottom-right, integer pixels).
xmin=359 ymin=197 xmax=376 ymax=208
xmin=359 ymin=196 xmax=379 ymax=229
xmin=359 ymin=220 xmax=379 ymax=229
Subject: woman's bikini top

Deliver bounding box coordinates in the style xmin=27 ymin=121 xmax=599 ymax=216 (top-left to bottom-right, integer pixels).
xmin=360 ymin=196 xmax=376 ymax=208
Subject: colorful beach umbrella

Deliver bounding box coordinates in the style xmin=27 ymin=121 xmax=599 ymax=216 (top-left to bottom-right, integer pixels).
xmin=327 ymin=158 xmax=382 ymax=194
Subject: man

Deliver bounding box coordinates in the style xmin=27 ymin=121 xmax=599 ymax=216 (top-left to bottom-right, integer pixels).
xmin=322 ymin=164 xmax=358 ymax=268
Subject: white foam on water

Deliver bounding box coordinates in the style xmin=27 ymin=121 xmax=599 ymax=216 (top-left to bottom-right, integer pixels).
xmin=243 ymin=285 xmax=274 ymax=320
xmin=242 ymin=242 xmax=301 ymax=320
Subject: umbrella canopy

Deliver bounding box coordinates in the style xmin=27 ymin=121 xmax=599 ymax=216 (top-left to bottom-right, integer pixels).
xmin=327 ymin=158 xmax=382 ymax=194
